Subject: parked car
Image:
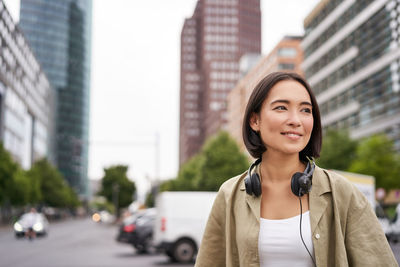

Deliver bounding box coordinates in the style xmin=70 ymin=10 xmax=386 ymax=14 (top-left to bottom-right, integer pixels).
xmin=375 ymin=202 xmax=391 ymax=237
xmin=92 ymin=210 xmax=115 ymax=224
xmin=386 ymin=203 xmax=400 ymax=243
xmin=14 ymin=210 xmax=49 ymax=238
xmin=116 ymin=208 xmax=156 ymax=253
xmin=153 ymin=192 xmax=217 ymax=263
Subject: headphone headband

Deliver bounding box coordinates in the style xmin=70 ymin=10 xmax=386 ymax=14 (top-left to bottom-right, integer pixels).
xmin=245 ymin=158 xmax=315 ymax=197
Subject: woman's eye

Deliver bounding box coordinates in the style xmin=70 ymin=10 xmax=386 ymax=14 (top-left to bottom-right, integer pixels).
xmin=302 ymin=108 xmax=312 ymax=113
xmin=273 ymin=106 xmax=287 ymax=111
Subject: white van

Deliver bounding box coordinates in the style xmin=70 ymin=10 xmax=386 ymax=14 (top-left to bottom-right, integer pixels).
xmin=153 ymin=191 xmax=217 ymax=263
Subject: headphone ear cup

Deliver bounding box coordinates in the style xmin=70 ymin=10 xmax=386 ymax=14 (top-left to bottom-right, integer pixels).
xmin=291 ymin=172 xmax=304 ymax=197
xmin=244 ymin=175 xmax=252 ymax=195
xmin=250 ymin=173 xmax=261 ymax=197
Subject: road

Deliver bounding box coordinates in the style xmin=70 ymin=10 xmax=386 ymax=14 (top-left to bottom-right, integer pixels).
xmin=0 ymin=218 xmax=193 ymax=267
xmin=0 ymin=218 xmax=399 ymax=266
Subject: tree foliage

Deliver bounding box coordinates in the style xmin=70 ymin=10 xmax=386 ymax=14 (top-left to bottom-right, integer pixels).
xmin=145 ymin=192 xmax=155 ymax=208
xmin=0 ymin=144 xmax=79 ymax=209
xmin=0 ymin=142 xmax=19 ymax=205
xmin=8 ymin=169 xmax=30 ymax=206
xmin=99 ymin=165 xmax=136 ymax=214
xmin=196 ymin=131 xmax=249 ymax=191
xmin=348 ymin=134 xmax=400 ymax=190
xmin=27 ymin=158 xmax=80 ymax=208
xmin=0 ymin=143 xmax=35 ymax=206
xmin=317 ymin=129 xmax=358 ymax=170
xmin=161 ymin=154 xmax=202 ymax=191
xmin=161 ymin=131 xmax=249 ymax=192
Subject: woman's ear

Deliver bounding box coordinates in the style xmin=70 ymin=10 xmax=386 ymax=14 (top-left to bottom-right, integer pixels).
xmin=249 ymin=112 xmax=260 ymax=132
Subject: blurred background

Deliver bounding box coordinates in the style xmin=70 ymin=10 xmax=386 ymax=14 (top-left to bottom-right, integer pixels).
xmin=0 ymin=0 xmax=400 ymax=266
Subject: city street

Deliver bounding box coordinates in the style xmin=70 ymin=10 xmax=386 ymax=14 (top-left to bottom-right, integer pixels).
xmin=0 ymin=218 xmax=193 ymax=267
xmin=0 ymin=217 xmax=399 ymax=266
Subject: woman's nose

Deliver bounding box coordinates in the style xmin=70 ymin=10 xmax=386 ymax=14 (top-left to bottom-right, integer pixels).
xmin=287 ymin=111 xmax=301 ymax=126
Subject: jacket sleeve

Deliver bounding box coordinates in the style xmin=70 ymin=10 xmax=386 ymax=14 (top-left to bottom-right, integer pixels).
xmin=195 ymin=188 xmax=227 ymax=267
xmin=345 ymin=186 xmax=398 ymax=267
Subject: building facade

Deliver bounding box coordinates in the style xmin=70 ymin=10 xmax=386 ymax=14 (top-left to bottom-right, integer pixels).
xmin=0 ymin=0 xmax=54 ymax=168
xmin=302 ymin=0 xmax=400 ymax=151
xmin=179 ymin=0 xmax=261 ymax=165
xmin=19 ymin=0 xmax=92 ymax=197
xmin=227 ymin=36 xmax=304 ymax=156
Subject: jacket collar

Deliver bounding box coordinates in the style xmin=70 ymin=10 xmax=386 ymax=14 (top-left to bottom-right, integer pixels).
xmin=240 ymin=163 xmax=332 ymax=231
xmin=309 ymin=166 xmax=332 ymax=234
xmin=240 ymin=163 xmax=261 ymax=222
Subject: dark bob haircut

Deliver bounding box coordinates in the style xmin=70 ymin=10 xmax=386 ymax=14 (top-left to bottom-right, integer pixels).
xmin=242 ymin=72 xmax=322 ymax=162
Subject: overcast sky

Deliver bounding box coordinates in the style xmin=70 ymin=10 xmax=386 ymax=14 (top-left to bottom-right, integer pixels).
xmin=4 ymin=0 xmax=320 ymax=197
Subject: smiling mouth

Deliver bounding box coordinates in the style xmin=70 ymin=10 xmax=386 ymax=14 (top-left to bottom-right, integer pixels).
xmin=281 ymin=132 xmax=302 ymax=137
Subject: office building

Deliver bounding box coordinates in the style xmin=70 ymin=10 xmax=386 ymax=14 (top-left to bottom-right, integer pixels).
xmin=179 ymin=0 xmax=261 ymax=165
xmin=227 ymin=36 xmax=304 ymax=155
xmin=302 ymin=0 xmax=400 ymax=151
xmin=0 ymin=0 xmax=54 ymax=168
xmin=19 ymin=0 xmax=92 ymax=197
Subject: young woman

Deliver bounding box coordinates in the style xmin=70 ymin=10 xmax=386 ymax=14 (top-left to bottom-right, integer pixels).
xmin=195 ymin=72 xmax=397 ymax=267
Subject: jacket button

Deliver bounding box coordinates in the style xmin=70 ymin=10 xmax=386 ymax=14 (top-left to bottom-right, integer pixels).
xmin=315 ymin=233 xmax=320 ymax=239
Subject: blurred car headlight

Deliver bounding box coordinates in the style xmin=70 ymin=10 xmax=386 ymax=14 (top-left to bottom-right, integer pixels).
xmin=14 ymin=222 xmax=23 ymax=232
xmin=92 ymin=213 xmax=101 ymax=222
xmin=33 ymin=222 xmax=43 ymax=232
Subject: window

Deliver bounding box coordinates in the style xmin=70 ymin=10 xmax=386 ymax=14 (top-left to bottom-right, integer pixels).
xmin=278 ymin=63 xmax=295 ymax=70
xmin=278 ymin=47 xmax=297 ymax=57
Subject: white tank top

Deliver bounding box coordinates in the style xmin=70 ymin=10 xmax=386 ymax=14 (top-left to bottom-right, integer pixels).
xmin=258 ymin=211 xmax=315 ymax=267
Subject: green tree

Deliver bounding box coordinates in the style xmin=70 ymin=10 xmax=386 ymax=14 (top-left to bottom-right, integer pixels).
xmin=0 ymin=143 xmax=33 ymax=208
xmin=0 ymin=142 xmax=19 ymax=206
xmin=28 ymin=158 xmax=78 ymax=207
xmin=195 ymin=131 xmax=249 ymax=191
xmin=159 ymin=179 xmax=176 ymax=192
xmin=64 ymin=186 xmax=81 ymax=208
xmin=349 ymin=134 xmax=400 ymax=190
xmin=8 ymin=169 xmax=30 ymax=206
xmin=175 ymin=154 xmax=202 ymax=190
xmin=160 ymin=154 xmax=202 ymax=191
xmin=317 ymin=129 xmax=358 ymax=170
xmin=99 ymin=165 xmax=136 ymax=217
xmin=145 ymin=191 xmax=155 ymax=208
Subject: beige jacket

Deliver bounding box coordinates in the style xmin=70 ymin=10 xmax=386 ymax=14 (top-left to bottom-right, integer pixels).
xmin=195 ymin=165 xmax=398 ymax=267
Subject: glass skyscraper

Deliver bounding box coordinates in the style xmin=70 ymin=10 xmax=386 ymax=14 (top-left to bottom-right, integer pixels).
xmin=19 ymin=0 xmax=92 ymax=198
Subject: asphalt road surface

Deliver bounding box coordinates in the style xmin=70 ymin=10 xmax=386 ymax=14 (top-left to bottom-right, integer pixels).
xmin=0 ymin=217 xmax=399 ymax=267
xmin=0 ymin=218 xmax=193 ymax=267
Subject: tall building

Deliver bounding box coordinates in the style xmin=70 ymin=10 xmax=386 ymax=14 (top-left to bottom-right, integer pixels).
xmin=302 ymin=0 xmax=400 ymax=151
xmin=0 ymin=0 xmax=54 ymax=168
xmin=227 ymin=36 xmax=304 ymax=156
xmin=179 ymin=0 xmax=261 ymax=165
xmin=19 ymin=0 xmax=92 ymax=197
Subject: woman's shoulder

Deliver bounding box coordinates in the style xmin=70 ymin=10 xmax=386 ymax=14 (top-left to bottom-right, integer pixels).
xmin=219 ymin=170 xmax=248 ymax=193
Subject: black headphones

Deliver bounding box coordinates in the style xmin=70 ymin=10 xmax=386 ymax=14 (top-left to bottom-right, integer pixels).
xmin=244 ymin=158 xmax=315 ymax=197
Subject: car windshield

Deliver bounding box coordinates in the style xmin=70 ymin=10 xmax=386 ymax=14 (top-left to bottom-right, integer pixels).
xmin=20 ymin=213 xmax=43 ymax=224
xmin=136 ymin=215 xmax=155 ymax=226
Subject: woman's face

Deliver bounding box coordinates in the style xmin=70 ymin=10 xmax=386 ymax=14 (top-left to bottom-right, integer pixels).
xmin=250 ymin=80 xmax=314 ymax=157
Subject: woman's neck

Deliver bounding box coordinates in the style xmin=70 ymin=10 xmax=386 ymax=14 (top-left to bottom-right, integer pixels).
xmin=260 ymin=152 xmax=305 ymax=183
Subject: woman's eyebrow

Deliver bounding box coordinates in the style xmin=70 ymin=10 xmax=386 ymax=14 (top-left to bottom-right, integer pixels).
xmin=270 ymin=99 xmax=312 ymax=106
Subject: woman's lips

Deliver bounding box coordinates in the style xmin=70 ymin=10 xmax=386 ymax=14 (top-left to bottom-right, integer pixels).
xmin=281 ymin=131 xmax=302 ymax=140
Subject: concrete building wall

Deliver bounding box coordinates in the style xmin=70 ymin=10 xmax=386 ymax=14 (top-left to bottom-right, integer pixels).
xmin=302 ymin=0 xmax=400 ymax=151
xmin=0 ymin=0 xmax=54 ymax=168
xmin=226 ymin=36 xmax=304 ymax=157
xmin=179 ymin=0 xmax=261 ymax=165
